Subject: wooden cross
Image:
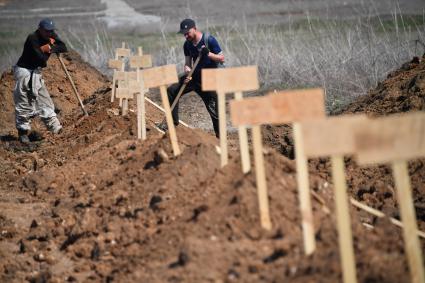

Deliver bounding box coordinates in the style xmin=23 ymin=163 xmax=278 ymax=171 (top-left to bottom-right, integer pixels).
xmin=113 ymin=71 xmax=138 ymax=116
xmin=117 ymin=43 xmax=131 ymax=112
xmin=108 ymin=59 xmax=124 ymax=103
xmin=353 ymin=112 xmax=425 ymax=283
xmin=110 ymin=42 xmax=131 ymax=107
xmin=230 ymin=88 xmax=325 ymax=241
xmin=141 ymin=64 xmax=180 ymax=156
xmin=129 ymin=48 xmax=153 ymax=140
xmin=300 ymin=115 xmax=368 ymax=283
xmin=202 ymin=66 xmax=259 ymax=173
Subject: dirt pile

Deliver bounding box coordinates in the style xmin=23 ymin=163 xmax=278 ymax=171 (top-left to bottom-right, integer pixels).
xmin=337 ymin=56 xmax=425 ymax=116
xmin=0 ymin=51 xmax=421 ymax=282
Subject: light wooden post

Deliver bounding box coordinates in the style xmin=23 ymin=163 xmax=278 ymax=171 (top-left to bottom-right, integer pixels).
xmin=202 ymin=66 xmax=259 ymax=169
xmin=141 ymin=65 xmax=180 ymax=156
xmin=354 ymin=112 xmax=425 ymax=283
xmin=235 ymin=91 xmax=251 ymax=174
xmin=116 ymin=43 xmax=131 ymax=108
xmin=331 ymin=155 xmax=357 ymax=283
xmin=293 ymin=122 xmax=315 ymax=255
xmin=114 ymin=71 xmax=137 ymax=116
xmin=230 ymin=88 xmax=325 ymax=234
xmin=136 ymin=69 xmax=146 ymax=140
xmin=130 ymin=49 xmax=152 ymax=140
xmin=392 ymin=161 xmax=424 ymax=283
xmin=108 ymin=59 xmax=124 ymax=103
xmin=217 ymin=91 xmax=228 ymax=166
xmin=252 ymin=125 xmax=272 ymax=230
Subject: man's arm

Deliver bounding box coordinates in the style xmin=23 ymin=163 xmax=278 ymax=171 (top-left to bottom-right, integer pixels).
xmin=203 ymin=35 xmax=225 ymax=63
xmin=28 ymin=35 xmax=49 ymax=63
xmin=50 ymin=33 xmax=68 ymax=54
xmin=206 ymin=51 xmax=224 ymax=63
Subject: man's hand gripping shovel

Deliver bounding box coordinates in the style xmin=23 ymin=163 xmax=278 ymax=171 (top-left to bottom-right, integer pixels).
xmin=156 ymin=53 xmax=203 ymax=130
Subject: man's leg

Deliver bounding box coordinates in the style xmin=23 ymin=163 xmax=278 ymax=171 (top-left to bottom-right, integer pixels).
xmin=198 ymin=88 xmax=220 ymax=138
xmin=36 ymin=78 xmax=62 ymax=134
xmin=166 ymin=76 xmax=195 ymax=125
xmin=13 ymin=67 xmax=35 ymax=142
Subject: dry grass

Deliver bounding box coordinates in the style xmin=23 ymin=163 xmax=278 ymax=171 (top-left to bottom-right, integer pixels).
xmin=1 ymin=10 xmax=424 ymax=113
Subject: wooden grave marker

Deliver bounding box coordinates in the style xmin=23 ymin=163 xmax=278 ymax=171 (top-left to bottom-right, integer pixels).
xmin=108 ymin=59 xmax=124 ymax=103
xmin=113 ymin=71 xmax=138 ymax=116
xmin=108 ymin=42 xmax=130 ymax=104
xmin=129 ymin=48 xmax=153 ymax=140
xmin=141 ymin=65 xmax=180 ymax=156
xmin=353 ymin=112 xmax=425 ymax=283
xmin=230 ymin=88 xmax=325 ymax=246
xmin=202 ymin=66 xmax=259 ymax=173
xmin=116 ymin=42 xmax=131 ymax=108
xmin=300 ymin=115 xmax=369 ymax=283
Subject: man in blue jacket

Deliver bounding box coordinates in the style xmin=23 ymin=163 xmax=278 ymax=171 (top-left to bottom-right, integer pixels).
xmin=164 ymin=18 xmax=225 ymax=137
xmin=13 ymin=18 xmax=67 ymax=143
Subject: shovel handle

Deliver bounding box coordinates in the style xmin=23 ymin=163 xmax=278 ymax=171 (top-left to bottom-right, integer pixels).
xmin=170 ymin=54 xmax=203 ymax=112
xmin=57 ymin=53 xmax=89 ymax=116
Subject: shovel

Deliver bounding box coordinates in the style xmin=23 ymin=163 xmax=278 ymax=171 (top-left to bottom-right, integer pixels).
xmin=57 ymin=53 xmax=89 ymax=117
xmin=157 ymin=54 xmax=202 ymax=127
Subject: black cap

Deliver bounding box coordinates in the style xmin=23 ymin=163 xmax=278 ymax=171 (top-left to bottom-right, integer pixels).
xmin=38 ymin=18 xmax=55 ymax=31
xmin=178 ymin=18 xmax=195 ymax=34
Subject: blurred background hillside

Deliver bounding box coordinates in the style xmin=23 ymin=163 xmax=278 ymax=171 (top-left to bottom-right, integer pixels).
xmin=1 ymin=0 xmax=424 ymax=117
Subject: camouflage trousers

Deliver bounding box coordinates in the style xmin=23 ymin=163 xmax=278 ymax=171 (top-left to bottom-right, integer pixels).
xmin=13 ymin=65 xmax=61 ymax=133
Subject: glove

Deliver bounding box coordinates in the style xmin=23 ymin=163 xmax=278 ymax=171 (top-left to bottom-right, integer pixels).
xmin=40 ymin=44 xmax=51 ymax=54
xmin=201 ymin=46 xmax=210 ymax=56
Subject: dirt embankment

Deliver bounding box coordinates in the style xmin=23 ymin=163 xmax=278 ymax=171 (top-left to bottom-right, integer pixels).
xmin=0 ymin=51 xmax=422 ymax=282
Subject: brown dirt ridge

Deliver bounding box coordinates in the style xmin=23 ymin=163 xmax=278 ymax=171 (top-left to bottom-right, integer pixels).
xmin=0 ymin=51 xmax=423 ymax=282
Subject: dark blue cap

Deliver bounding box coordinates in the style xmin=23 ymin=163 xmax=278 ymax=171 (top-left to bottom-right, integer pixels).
xmin=38 ymin=18 xmax=55 ymax=31
xmin=178 ymin=18 xmax=195 ymax=34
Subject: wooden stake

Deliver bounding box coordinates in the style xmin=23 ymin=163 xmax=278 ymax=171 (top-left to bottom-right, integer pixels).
xmin=136 ymin=68 xmax=147 ymax=140
xmin=235 ymin=91 xmax=250 ymax=174
xmin=110 ymin=53 xmax=119 ymax=103
xmin=160 ymin=85 xmax=180 ymax=156
xmin=392 ymin=161 xmax=425 ymax=283
xmin=331 ymin=155 xmax=357 ymax=283
xmin=119 ymin=57 xmax=125 ymax=108
xmin=119 ymin=42 xmax=126 ymax=108
xmin=122 ymin=98 xmax=128 ymax=116
xmin=293 ymin=122 xmax=315 ymax=255
xmin=252 ymin=125 xmax=272 ymax=230
xmin=349 ymin=198 xmax=425 ymax=238
xmin=218 ymin=91 xmax=228 ymax=167
xmin=134 ymin=46 xmax=147 ymax=141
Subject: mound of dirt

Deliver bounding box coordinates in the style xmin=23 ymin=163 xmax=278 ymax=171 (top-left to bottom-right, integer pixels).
xmin=0 ymin=50 xmax=422 ymax=282
xmin=337 ymin=56 xmax=425 ymax=115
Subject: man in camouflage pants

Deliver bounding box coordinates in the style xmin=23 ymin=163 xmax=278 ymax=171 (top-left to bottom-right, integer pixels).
xmin=13 ymin=18 xmax=67 ymax=143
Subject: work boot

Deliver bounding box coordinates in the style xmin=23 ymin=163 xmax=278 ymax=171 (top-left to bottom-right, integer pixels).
xmin=43 ymin=116 xmax=62 ymax=134
xmin=18 ymin=129 xmax=30 ymax=144
xmin=51 ymin=125 xmax=62 ymax=134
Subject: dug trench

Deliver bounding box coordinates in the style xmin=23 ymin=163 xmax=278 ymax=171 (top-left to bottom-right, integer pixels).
xmin=0 ymin=51 xmax=423 ymax=282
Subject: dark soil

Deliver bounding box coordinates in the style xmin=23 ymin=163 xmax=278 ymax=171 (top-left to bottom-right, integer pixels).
xmin=0 ymin=51 xmax=422 ymax=282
